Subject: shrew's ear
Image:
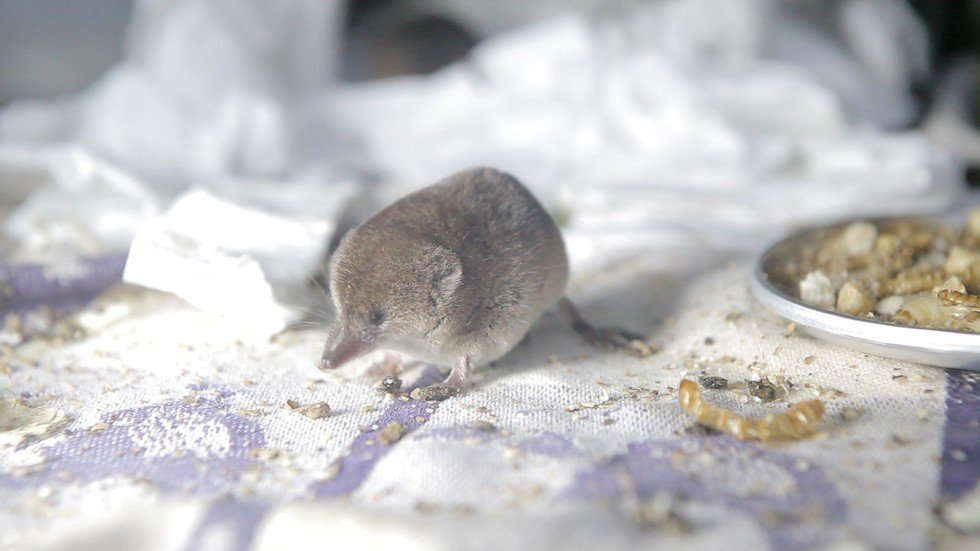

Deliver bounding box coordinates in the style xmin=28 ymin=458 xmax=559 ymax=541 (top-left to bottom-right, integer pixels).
xmin=425 ymin=246 xmax=462 ymax=308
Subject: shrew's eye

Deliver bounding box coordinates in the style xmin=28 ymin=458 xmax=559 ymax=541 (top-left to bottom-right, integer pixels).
xmin=370 ymin=308 xmax=386 ymax=326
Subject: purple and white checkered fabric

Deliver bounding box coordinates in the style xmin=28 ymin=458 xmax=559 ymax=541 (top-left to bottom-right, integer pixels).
xmin=1 ymin=254 xmax=976 ymax=550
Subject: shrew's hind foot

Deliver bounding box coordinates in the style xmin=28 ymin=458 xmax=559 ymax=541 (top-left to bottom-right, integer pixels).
xmin=558 ymin=298 xmax=657 ymax=358
xmin=409 ymin=355 xmax=470 ymax=401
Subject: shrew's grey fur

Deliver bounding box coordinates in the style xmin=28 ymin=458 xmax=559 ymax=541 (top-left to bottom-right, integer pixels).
xmin=320 ymin=167 xmax=568 ymax=389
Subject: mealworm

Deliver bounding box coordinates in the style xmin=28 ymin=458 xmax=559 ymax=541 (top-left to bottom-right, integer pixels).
xmin=937 ymin=289 xmax=980 ymax=309
xmin=881 ymin=271 xmax=945 ymax=295
xmin=678 ymin=379 xmax=825 ymax=442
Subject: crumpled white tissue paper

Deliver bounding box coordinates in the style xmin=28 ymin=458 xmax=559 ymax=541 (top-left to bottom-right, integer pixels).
xmin=0 ymin=0 xmax=343 ymax=191
xmin=2 ymin=146 xmax=160 ymax=260
xmin=123 ymin=184 xmax=350 ymax=337
xmin=0 ymin=0 xmax=349 ymax=335
xmin=0 ymin=0 xmax=964 ymax=326
xmin=318 ymin=10 xmax=959 ymax=272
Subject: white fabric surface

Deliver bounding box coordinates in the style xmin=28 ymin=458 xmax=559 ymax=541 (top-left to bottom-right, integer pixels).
xmin=0 ymin=264 xmax=959 ymax=550
xmin=0 ymin=2 xmax=977 ymax=550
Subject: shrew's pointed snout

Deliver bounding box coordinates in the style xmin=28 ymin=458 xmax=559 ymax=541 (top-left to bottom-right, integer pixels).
xmin=319 ymin=330 xmax=373 ymax=371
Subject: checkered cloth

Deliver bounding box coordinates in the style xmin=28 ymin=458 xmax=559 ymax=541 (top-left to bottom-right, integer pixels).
xmin=1 ymin=253 xmax=977 ymax=550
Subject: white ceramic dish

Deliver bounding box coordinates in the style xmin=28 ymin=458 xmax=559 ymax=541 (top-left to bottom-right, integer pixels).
xmin=753 ymin=222 xmax=980 ymax=371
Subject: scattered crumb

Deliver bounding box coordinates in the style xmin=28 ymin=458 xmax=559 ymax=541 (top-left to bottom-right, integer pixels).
xmin=248 ymin=448 xmax=282 ymax=461
xmin=471 ymin=420 xmax=497 ymax=432
xmin=626 ymin=492 xmax=691 ymax=533
xmin=10 ymin=462 xmax=47 ymax=477
xmin=410 ymin=385 xmax=459 ymax=402
xmin=627 ymin=339 xmax=658 ymax=358
xmin=889 ymin=434 xmax=912 ymax=446
xmin=296 ymin=402 xmax=330 ymax=419
xmin=817 ymin=387 xmax=846 ymax=400
xmin=565 ymin=395 xmax=618 ymax=412
xmin=698 ymin=376 xmax=728 ymax=390
xmin=88 ymin=422 xmax=110 ymax=434
xmin=378 ymin=377 xmax=403 ymax=394
xmin=319 ymin=463 xmax=341 ymax=482
xmin=378 ymin=421 xmax=406 ymax=445
xmin=0 ymin=399 xmax=68 ymax=447
xmin=747 ymin=378 xmax=779 ymax=402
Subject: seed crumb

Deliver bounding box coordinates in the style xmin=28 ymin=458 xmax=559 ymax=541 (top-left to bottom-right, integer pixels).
xmin=319 ymin=463 xmax=341 ymax=481
xmin=698 ymin=376 xmax=728 ymax=390
xmin=88 ymin=422 xmax=110 ymax=434
xmin=378 ymin=421 xmax=406 ymax=445
xmin=248 ymin=448 xmax=281 ymax=461
xmin=297 ymin=402 xmax=330 ymax=419
xmin=747 ymin=378 xmax=779 ymax=402
xmin=890 ymin=434 xmax=911 ymax=446
xmin=725 ymin=311 xmax=744 ymax=323
xmin=471 ymin=420 xmax=497 ymax=432
xmin=628 ymin=339 xmax=657 ymax=358
xmin=410 ymin=385 xmax=459 ymax=402
xmin=378 ymin=377 xmax=402 ymax=394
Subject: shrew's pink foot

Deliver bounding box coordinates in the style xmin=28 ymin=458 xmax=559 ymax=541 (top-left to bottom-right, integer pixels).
xmin=442 ymin=355 xmax=471 ymax=390
xmin=409 ymin=355 xmax=470 ymax=401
